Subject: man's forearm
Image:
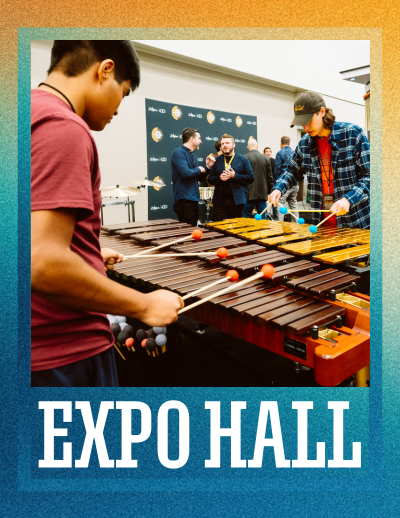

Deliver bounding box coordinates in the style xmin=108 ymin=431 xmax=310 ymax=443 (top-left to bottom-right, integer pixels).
xmin=32 ymin=248 xmax=150 ymax=319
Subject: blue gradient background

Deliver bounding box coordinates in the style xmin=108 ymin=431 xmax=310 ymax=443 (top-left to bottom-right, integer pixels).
xmin=0 ymin=25 xmax=387 ymax=517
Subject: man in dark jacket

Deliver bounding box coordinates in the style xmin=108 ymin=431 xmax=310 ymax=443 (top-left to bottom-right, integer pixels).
xmin=206 ymin=134 xmax=254 ymax=221
xmin=171 ymin=127 xmax=208 ymax=226
xmin=243 ymin=139 xmax=274 ymax=218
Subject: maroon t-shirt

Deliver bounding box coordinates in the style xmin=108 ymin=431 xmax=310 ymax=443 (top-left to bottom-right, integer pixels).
xmin=31 ymin=90 xmax=114 ymax=371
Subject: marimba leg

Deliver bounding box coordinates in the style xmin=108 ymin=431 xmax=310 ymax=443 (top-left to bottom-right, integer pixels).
xmin=354 ymin=365 xmax=370 ymax=387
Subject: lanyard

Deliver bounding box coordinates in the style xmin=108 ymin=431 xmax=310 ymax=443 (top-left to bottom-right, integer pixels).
xmin=224 ymin=153 xmax=235 ymax=170
xmin=316 ymin=141 xmax=333 ymax=192
xmin=38 ymin=83 xmax=76 ymax=113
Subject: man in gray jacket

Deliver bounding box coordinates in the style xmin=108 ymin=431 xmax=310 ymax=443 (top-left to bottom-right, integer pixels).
xmin=243 ymin=139 xmax=274 ymax=218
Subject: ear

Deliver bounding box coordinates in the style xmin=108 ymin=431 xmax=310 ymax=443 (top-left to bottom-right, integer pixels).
xmin=320 ymin=107 xmax=326 ymax=117
xmin=97 ymin=60 xmax=115 ymax=84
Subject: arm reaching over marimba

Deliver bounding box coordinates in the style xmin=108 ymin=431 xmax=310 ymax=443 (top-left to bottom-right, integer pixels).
xmin=31 ymin=208 xmax=184 ymax=326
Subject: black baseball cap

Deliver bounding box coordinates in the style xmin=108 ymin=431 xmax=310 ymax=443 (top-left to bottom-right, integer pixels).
xmin=290 ymin=91 xmax=326 ymax=127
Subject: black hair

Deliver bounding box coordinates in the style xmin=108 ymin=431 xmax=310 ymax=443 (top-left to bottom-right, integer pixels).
xmin=215 ymin=140 xmax=221 ymax=152
xmin=182 ymin=128 xmax=199 ymax=144
xmin=48 ymin=40 xmax=140 ymax=92
xmin=263 ymin=147 xmax=271 ymax=153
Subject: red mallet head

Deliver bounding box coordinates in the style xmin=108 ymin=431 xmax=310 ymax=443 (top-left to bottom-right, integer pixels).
xmin=226 ymin=270 xmax=239 ymax=282
xmin=192 ymin=229 xmax=203 ymax=241
xmin=141 ymin=339 xmax=147 ymax=348
xmin=216 ymin=247 xmax=229 ymax=259
xmin=126 ymin=337 xmax=134 ymax=348
xmin=261 ymin=264 xmax=275 ymax=279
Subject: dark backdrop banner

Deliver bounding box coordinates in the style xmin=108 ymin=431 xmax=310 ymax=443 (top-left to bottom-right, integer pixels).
xmin=145 ymin=99 xmax=258 ymax=220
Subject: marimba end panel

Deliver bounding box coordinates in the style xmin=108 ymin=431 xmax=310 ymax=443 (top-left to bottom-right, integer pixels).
xmin=314 ymin=333 xmax=370 ymax=386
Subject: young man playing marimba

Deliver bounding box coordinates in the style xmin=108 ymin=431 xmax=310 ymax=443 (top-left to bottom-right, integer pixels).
xmin=269 ymin=91 xmax=370 ymax=229
xmin=31 ymin=41 xmax=183 ymax=387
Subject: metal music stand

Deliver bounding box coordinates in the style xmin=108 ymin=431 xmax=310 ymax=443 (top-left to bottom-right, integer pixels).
xmin=100 ymin=198 xmax=136 ymax=225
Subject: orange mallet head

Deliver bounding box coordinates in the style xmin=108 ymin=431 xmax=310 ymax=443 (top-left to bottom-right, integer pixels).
xmin=261 ymin=263 xmax=275 ymax=279
xmin=192 ymin=229 xmax=203 ymax=241
xmin=216 ymin=247 xmax=229 ymax=259
xmin=226 ymin=270 xmax=239 ymax=282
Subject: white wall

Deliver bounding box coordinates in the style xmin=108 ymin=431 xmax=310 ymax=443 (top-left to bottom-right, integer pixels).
xmin=134 ymin=40 xmax=368 ymax=105
xmin=31 ymin=40 xmax=366 ymax=224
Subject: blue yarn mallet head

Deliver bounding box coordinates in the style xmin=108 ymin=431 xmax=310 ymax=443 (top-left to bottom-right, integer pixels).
xmin=279 ymin=206 xmax=288 ymax=215
xmin=309 ymin=225 xmax=318 ymax=234
xmin=155 ymin=334 xmax=167 ymax=347
xmin=254 ymin=213 xmax=262 ymax=221
xmin=298 ymin=218 xmax=305 ymax=225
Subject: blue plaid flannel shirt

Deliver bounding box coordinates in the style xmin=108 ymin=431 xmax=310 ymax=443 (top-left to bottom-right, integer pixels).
xmin=273 ymin=122 xmax=370 ymax=228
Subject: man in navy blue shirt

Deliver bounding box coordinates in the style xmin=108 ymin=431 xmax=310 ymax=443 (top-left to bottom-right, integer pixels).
xmin=171 ymin=127 xmax=208 ymax=226
xmin=274 ymin=136 xmax=298 ymax=222
xmin=206 ymin=134 xmax=254 ymax=221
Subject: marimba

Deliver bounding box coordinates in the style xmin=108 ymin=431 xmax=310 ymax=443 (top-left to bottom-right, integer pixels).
xmin=206 ymin=218 xmax=370 ymax=295
xmin=100 ymin=219 xmax=370 ymax=387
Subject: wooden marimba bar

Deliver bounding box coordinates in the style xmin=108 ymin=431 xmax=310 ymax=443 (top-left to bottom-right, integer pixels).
xmin=100 ymin=219 xmax=370 ymax=387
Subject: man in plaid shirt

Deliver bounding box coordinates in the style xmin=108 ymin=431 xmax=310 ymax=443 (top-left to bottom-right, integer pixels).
xmin=269 ymin=91 xmax=370 ymax=229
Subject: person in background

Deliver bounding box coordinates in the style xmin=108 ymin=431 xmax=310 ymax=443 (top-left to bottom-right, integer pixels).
xmin=206 ymin=134 xmax=254 ymax=221
xmin=274 ymin=136 xmax=298 ymax=222
xmin=213 ymin=140 xmax=223 ymax=158
xmin=269 ymin=91 xmax=370 ymax=229
xmin=263 ymin=147 xmax=277 ymax=219
xmin=243 ymin=138 xmax=274 ymax=219
xmin=171 ymin=127 xmax=208 ymax=226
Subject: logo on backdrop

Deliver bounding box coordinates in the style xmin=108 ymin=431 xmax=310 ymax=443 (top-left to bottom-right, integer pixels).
xmin=188 ymin=112 xmax=202 ymax=119
xmin=170 ymin=133 xmax=181 ymax=139
xmin=247 ymin=120 xmax=256 ymax=125
xmin=150 ymin=157 xmax=167 ymax=162
xmin=152 ymin=176 xmax=165 ymax=191
xmin=206 ymin=136 xmax=218 ymax=141
xmin=152 ymin=128 xmax=163 ymax=142
xmin=220 ymin=117 xmax=232 ymax=123
xmin=172 ymin=106 xmax=182 ymax=120
xmin=236 ymin=116 xmax=243 ymax=127
xmin=207 ymin=111 xmax=216 ymax=124
xmin=148 ymin=106 xmax=166 ymax=114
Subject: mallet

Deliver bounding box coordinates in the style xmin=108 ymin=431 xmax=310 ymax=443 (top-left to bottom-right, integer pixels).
xmin=182 ymin=269 xmax=239 ymax=301
xmin=179 ymin=264 xmax=275 ymax=314
xmin=123 ymin=229 xmax=204 ymax=259
xmin=123 ymin=247 xmax=229 ymax=260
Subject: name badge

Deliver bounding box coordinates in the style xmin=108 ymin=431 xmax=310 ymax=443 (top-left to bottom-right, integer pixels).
xmin=322 ymin=194 xmax=334 ymax=210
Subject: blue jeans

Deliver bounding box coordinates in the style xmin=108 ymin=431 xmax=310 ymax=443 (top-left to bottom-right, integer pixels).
xmin=242 ymin=200 xmax=267 ymax=219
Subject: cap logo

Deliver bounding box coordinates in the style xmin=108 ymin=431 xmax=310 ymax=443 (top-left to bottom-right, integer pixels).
xmin=295 ymin=105 xmax=304 ymax=111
